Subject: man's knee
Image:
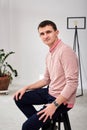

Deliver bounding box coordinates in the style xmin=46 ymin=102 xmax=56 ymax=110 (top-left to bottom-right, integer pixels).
xmin=14 ymin=97 xmax=23 ymax=108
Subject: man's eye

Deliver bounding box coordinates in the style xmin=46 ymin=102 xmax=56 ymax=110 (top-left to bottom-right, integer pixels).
xmin=40 ymin=33 xmax=44 ymax=36
xmin=40 ymin=31 xmax=52 ymax=36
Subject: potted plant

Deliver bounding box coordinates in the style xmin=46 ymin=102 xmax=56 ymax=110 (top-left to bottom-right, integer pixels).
xmin=0 ymin=49 xmax=18 ymax=91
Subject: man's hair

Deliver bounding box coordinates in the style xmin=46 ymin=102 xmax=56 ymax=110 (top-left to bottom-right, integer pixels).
xmin=38 ymin=20 xmax=57 ymax=31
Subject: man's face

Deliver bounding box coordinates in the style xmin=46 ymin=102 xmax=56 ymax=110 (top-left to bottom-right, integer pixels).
xmin=38 ymin=25 xmax=59 ymax=48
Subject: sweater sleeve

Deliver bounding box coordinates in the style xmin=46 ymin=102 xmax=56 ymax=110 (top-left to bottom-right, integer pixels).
xmin=60 ymin=46 xmax=79 ymax=99
xmin=42 ymin=54 xmax=51 ymax=85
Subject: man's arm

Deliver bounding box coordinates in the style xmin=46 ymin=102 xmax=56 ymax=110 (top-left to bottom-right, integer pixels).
xmin=25 ymin=79 xmax=48 ymax=90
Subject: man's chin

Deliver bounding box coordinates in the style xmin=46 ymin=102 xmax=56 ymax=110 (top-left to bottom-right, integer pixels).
xmin=44 ymin=42 xmax=50 ymax=46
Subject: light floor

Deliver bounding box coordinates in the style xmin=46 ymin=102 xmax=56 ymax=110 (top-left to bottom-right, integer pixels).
xmin=0 ymin=85 xmax=87 ymax=130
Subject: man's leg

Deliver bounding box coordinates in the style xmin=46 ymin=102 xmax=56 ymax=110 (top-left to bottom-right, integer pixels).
xmin=14 ymin=88 xmax=52 ymax=130
xmin=14 ymin=88 xmax=49 ymax=118
xmin=14 ymin=88 xmax=71 ymax=130
xmin=22 ymin=104 xmax=53 ymax=130
xmin=22 ymin=109 xmax=45 ymax=130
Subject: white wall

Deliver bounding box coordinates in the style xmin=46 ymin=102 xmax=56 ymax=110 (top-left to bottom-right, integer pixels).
xmin=0 ymin=0 xmax=87 ymax=89
xmin=0 ymin=0 xmax=9 ymax=50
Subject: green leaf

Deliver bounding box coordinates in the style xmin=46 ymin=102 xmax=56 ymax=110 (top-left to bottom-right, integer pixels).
xmin=2 ymin=52 xmax=15 ymax=63
xmin=6 ymin=62 xmax=18 ymax=77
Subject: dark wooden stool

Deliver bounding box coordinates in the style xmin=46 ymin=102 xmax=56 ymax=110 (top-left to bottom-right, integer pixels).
xmin=42 ymin=112 xmax=71 ymax=130
xmin=52 ymin=112 xmax=72 ymax=130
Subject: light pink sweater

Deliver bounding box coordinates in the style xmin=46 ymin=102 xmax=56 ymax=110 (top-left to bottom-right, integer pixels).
xmin=43 ymin=40 xmax=79 ymax=108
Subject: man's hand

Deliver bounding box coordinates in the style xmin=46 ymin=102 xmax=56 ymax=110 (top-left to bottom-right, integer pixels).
xmin=13 ymin=88 xmax=26 ymax=101
xmin=37 ymin=103 xmax=57 ymax=122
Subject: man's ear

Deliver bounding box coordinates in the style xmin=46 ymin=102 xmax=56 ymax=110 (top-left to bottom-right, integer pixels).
xmin=56 ymin=30 xmax=59 ymax=35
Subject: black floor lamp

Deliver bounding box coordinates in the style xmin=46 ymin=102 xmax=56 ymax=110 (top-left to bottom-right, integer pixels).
xmin=67 ymin=17 xmax=86 ymax=97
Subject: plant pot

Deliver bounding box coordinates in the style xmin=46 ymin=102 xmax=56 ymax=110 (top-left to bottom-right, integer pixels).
xmin=0 ymin=76 xmax=10 ymax=91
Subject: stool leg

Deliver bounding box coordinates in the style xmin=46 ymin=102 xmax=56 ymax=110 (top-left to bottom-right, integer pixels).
xmin=50 ymin=112 xmax=72 ymax=130
xmin=51 ymin=120 xmax=58 ymax=130
xmin=58 ymin=121 xmax=61 ymax=130
xmin=56 ymin=113 xmax=62 ymax=130
xmin=63 ymin=113 xmax=71 ymax=130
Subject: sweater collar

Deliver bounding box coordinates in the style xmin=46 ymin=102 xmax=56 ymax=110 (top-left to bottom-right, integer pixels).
xmin=49 ymin=39 xmax=61 ymax=52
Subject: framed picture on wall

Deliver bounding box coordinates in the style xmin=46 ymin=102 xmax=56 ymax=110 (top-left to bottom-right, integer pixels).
xmin=67 ymin=17 xmax=86 ymax=29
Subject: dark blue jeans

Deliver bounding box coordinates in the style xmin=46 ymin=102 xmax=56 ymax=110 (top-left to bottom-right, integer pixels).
xmin=14 ymin=88 xmax=70 ymax=130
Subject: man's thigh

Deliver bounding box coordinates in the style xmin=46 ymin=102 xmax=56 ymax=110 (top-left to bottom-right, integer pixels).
xmin=20 ymin=88 xmax=49 ymax=105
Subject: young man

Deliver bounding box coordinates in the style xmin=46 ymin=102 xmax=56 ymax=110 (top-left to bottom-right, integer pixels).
xmin=14 ymin=20 xmax=79 ymax=130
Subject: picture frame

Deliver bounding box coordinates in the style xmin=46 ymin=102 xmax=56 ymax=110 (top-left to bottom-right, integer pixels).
xmin=67 ymin=17 xmax=86 ymax=29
